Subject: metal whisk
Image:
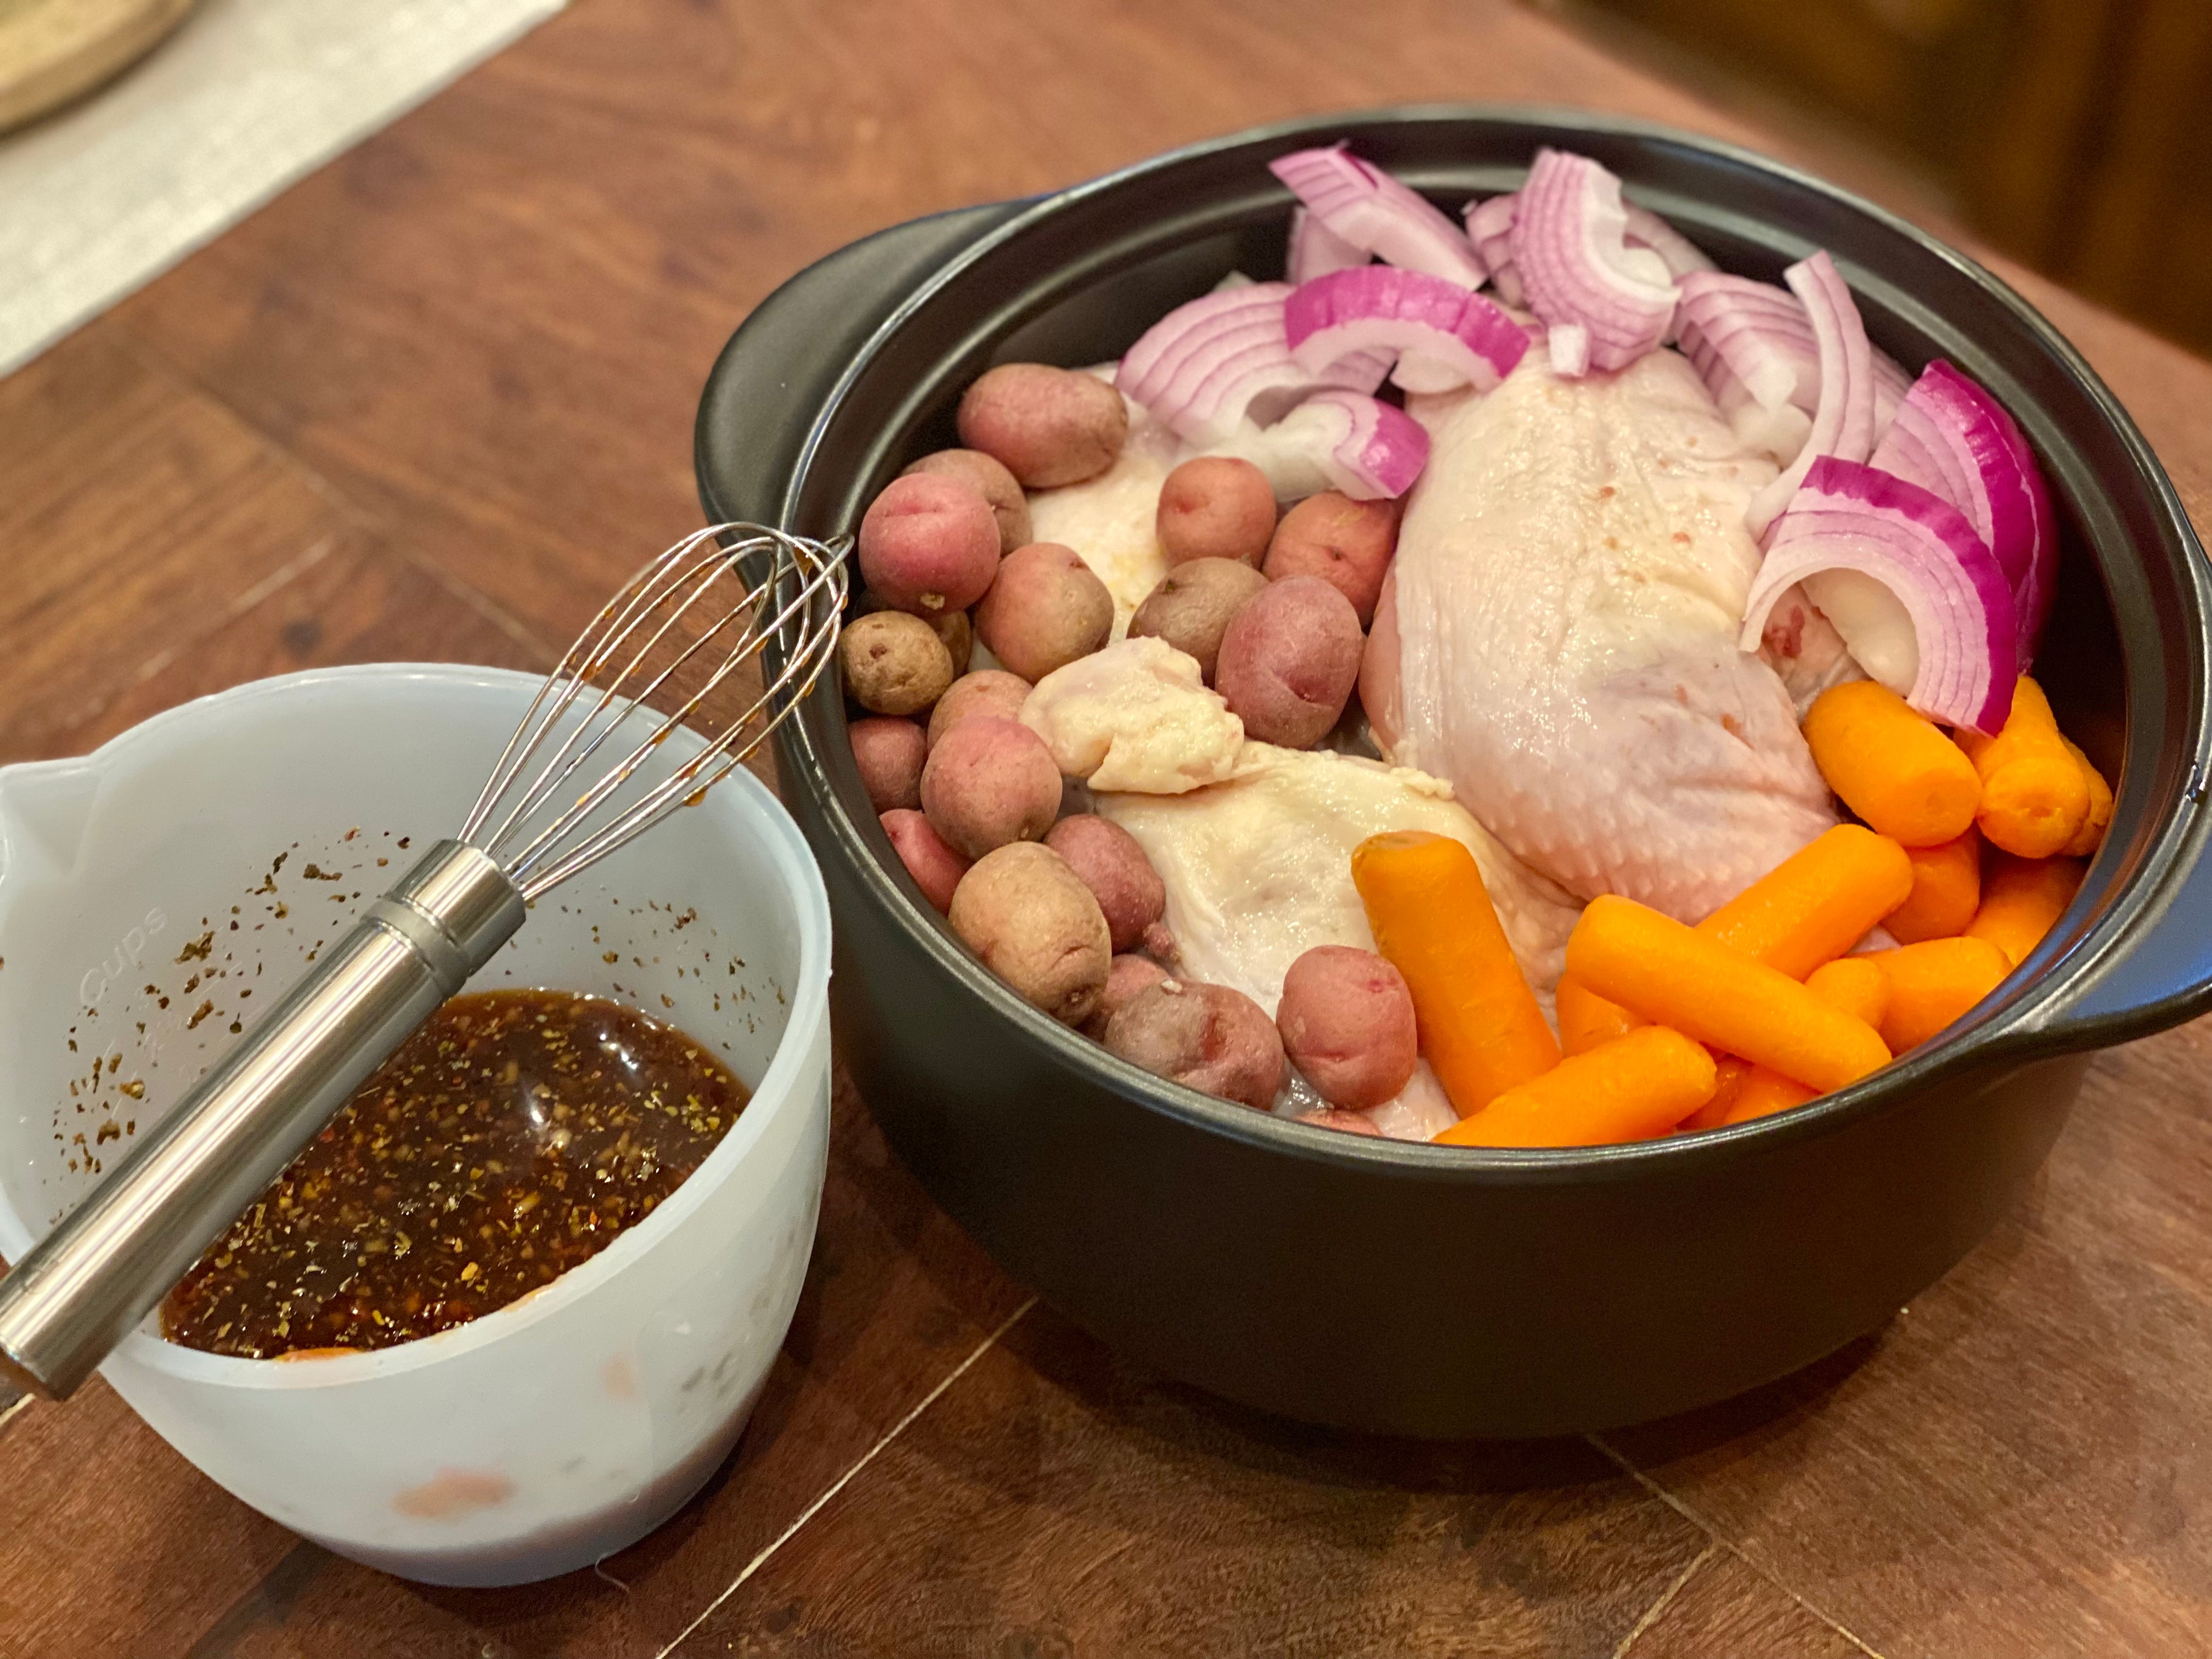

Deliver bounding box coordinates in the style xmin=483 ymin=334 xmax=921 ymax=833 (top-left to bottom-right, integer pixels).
xmin=0 ymin=523 xmax=847 ymax=1412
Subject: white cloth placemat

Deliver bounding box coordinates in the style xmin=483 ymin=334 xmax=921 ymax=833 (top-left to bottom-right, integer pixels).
xmin=0 ymin=0 xmax=565 ymax=377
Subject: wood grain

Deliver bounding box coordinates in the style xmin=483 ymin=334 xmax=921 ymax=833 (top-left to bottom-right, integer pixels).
xmin=1606 ymin=1023 xmax=2212 ymax=1658
xmin=0 ymin=328 xmax=356 ymax=763
xmin=4 ymin=0 xmax=2212 ymax=1653
xmin=0 ymin=1376 xmax=295 ymax=1659
xmin=1621 ymin=1549 xmax=1866 ymax=1658
xmin=675 ymin=1304 xmax=1712 ymax=1658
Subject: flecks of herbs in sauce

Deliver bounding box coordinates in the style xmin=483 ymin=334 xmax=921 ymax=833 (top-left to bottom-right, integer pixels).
xmin=160 ymin=989 xmax=746 ymax=1359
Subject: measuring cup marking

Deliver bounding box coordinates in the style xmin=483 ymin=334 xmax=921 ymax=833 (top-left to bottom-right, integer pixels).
xmin=77 ymin=907 xmax=169 ymax=1008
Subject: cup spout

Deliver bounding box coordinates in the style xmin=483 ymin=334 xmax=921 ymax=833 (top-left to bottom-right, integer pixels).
xmin=0 ymin=761 xmax=101 ymax=881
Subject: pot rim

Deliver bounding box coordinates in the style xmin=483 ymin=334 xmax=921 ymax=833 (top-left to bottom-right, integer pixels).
xmin=769 ymin=103 xmax=2211 ymax=1176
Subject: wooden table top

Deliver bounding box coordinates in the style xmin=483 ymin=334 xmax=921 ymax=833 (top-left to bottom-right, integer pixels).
xmin=5 ymin=1 xmax=2211 ymax=1654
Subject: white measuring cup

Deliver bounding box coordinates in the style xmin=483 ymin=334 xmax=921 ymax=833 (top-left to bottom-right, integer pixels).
xmin=0 ymin=664 xmax=832 ymax=1585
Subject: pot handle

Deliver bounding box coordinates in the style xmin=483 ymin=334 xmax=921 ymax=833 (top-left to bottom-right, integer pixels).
xmin=694 ymin=199 xmax=1030 ymax=527
xmin=2022 ymin=792 xmax=2212 ymax=1052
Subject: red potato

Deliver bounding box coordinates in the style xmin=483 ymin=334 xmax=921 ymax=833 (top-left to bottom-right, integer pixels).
xmin=902 ymin=448 xmax=1032 ymax=555
xmin=927 ymin=669 xmax=1033 ymax=751
xmin=1127 ymin=557 xmax=1269 ymax=683
xmin=934 ymin=607 xmax=974 ymax=676
xmin=1103 ymin=979 xmax=1285 ymax=1111
xmin=840 ymin=610 xmax=955 ymax=717
xmin=949 ymin=842 xmax=1111 ymax=1025
xmin=1277 ymin=945 xmax=1419 ymax=1111
xmin=919 ymin=714 xmax=1063 ymax=860
xmin=879 ymin=809 xmax=969 ymax=913
xmin=1084 ymin=953 xmax=1172 ymax=1037
xmin=1044 ymin=814 xmax=1168 ymax=955
xmin=957 ymin=364 xmax=1128 ymax=488
xmin=974 ymin=543 xmax=1114 ymax=682
xmin=1298 ymin=1108 xmax=1384 ymax=1138
xmin=857 ymin=473 xmax=1001 ymax=614
xmin=1263 ymin=491 xmax=1399 ymax=626
xmin=1156 ymin=456 xmax=1277 ymax=567
xmin=1214 ymin=575 xmax=1364 ymax=748
xmin=849 ymin=716 xmax=927 ymax=812
xmin=857 ymin=590 xmax=972 ymax=672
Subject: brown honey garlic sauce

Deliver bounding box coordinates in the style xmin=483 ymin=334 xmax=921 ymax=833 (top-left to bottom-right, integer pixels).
xmin=161 ymin=989 xmax=748 ymax=1359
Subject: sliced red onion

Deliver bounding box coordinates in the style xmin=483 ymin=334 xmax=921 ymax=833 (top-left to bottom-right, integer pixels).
xmin=1548 ymin=323 xmax=1589 ymax=377
xmin=1622 ymin=205 xmax=1716 ymax=279
xmin=1742 ymin=458 xmax=2018 ymax=732
xmin=1217 ymin=390 xmax=1430 ymax=502
xmin=1744 ymin=252 xmax=1876 ymax=538
xmin=1288 ymin=206 xmax=1367 ymax=285
xmin=1284 ymin=266 xmax=1529 ymax=396
xmin=1871 ymin=359 xmax=2057 ymax=661
xmin=1871 ymin=350 xmax=1912 ymax=438
xmin=1115 ymin=281 xmax=1392 ymax=447
xmin=1677 ymin=271 xmax=1913 ymax=473
xmin=1269 ymin=146 xmax=1486 ymax=289
xmin=1473 ymin=191 xmax=1707 ymax=314
xmin=1464 ymin=194 xmax=1523 ymax=306
xmin=1508 ymin=149 xmax=1678 ymax=375
xmin=1676 ymin=272 xmax=1819 ymax=414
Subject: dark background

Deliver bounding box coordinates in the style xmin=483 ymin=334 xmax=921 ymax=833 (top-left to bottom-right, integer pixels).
xmin=1547 ymin=0 xmax=2212 ymax=356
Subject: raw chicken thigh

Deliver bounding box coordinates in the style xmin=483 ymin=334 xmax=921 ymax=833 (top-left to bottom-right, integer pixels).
xmin=1098 ymin=743 xmax=1582 ymax=1141
xmin=1098 ymin=743 xmax=1579 ymax=1008
xmin=1379 ymin=348 xmax=1836 ymax=923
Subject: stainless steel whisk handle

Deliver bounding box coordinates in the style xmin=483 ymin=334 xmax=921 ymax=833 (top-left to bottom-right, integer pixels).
xmin=0 ymin=840 xmax=524 ymax=1403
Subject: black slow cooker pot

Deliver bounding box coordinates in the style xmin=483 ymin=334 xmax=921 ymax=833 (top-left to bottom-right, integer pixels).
xmin=696 ymin=108 xmax=2212 ymax=1437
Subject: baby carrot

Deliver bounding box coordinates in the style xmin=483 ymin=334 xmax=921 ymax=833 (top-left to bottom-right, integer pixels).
xmin=1434 ymin=1026 xmax=1716 ymax=1148
xmin=1805 ymin=955 xmax=1892 ymax=1030
xmin=1957 ymin=676 xmax=2089 ymax=858
xmin=1720 ymin=1067 xmax=1815 ymax=1126
xmin=1864 ymin=936 xmax=2012 ymax=1051
xmin=1804 ymin=681 xmax=1981 ymax=847
xmin=1883 ymin=828 xmax=1981 ymax=944
xmin=1566 ymin=895 xmax=1891 ymax=1093
xmin=1699 ymin=823 xmax=1913 ymax=978
xmin=1353 ymin=831 xmax=1560 ymax=1116
xmin=1710 ymin=960 xmax=1887 ymax=1128
xmin=1679 ymin=1056 xmax=1750 ymax=1131
xmin=1554 ymin=824 xmax=1908 ymax=1059
xmin=2061 ymin=737 xmax=2113 ymax=859
xmin=1557 ymin=972 xmax=1642 ymax=1055
xmin=1966 ymin=853 xmax=2086 ymax=967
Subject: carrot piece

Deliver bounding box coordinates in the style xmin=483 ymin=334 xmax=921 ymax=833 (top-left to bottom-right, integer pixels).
xmin=1864 ymin=936 xmax=2012 ymax=1051
xmin=1679 ymin=1056 xmax=1750 ymax=1131
xmin=1554 ymin=825 xmax=1908 ymax=1060
xmin=1352 ymin=831 xmax=1560 ymax=1116
xmin=1957 ymin=676 xmax=2089 ymax=858
xmin=1698 ymin=823 xmax=1913 ymax=978
xmin=1711 ymin=957 xmax=1889 ymax=1128
xmin=1805 ymin=955 xmax=1892 ymax=1030
xmin=1883 ymin=828 xmax=1982 ymax=944
xmin=2060 ymin=737 xmax=2113 ymax=859
xmin=1557 ymin=972 xmax=1643 ymax=1055
xmin=1434 ymin=1027 xmax=1716 ymax=1148
xmin=1803 ymin=681 xmax=1980 ymax=847
xmin=1566 ymin=895 xmax=1891 ymax=1093
xmin=1721 ymin=1067 xmax=1816 ymax=1126
xmin=1966 ymin=853 xmax=2086 ymax=967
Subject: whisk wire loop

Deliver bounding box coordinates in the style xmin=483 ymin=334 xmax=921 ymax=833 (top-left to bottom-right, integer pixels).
xmin=458 ymin=522 xmax=848 ymax=900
